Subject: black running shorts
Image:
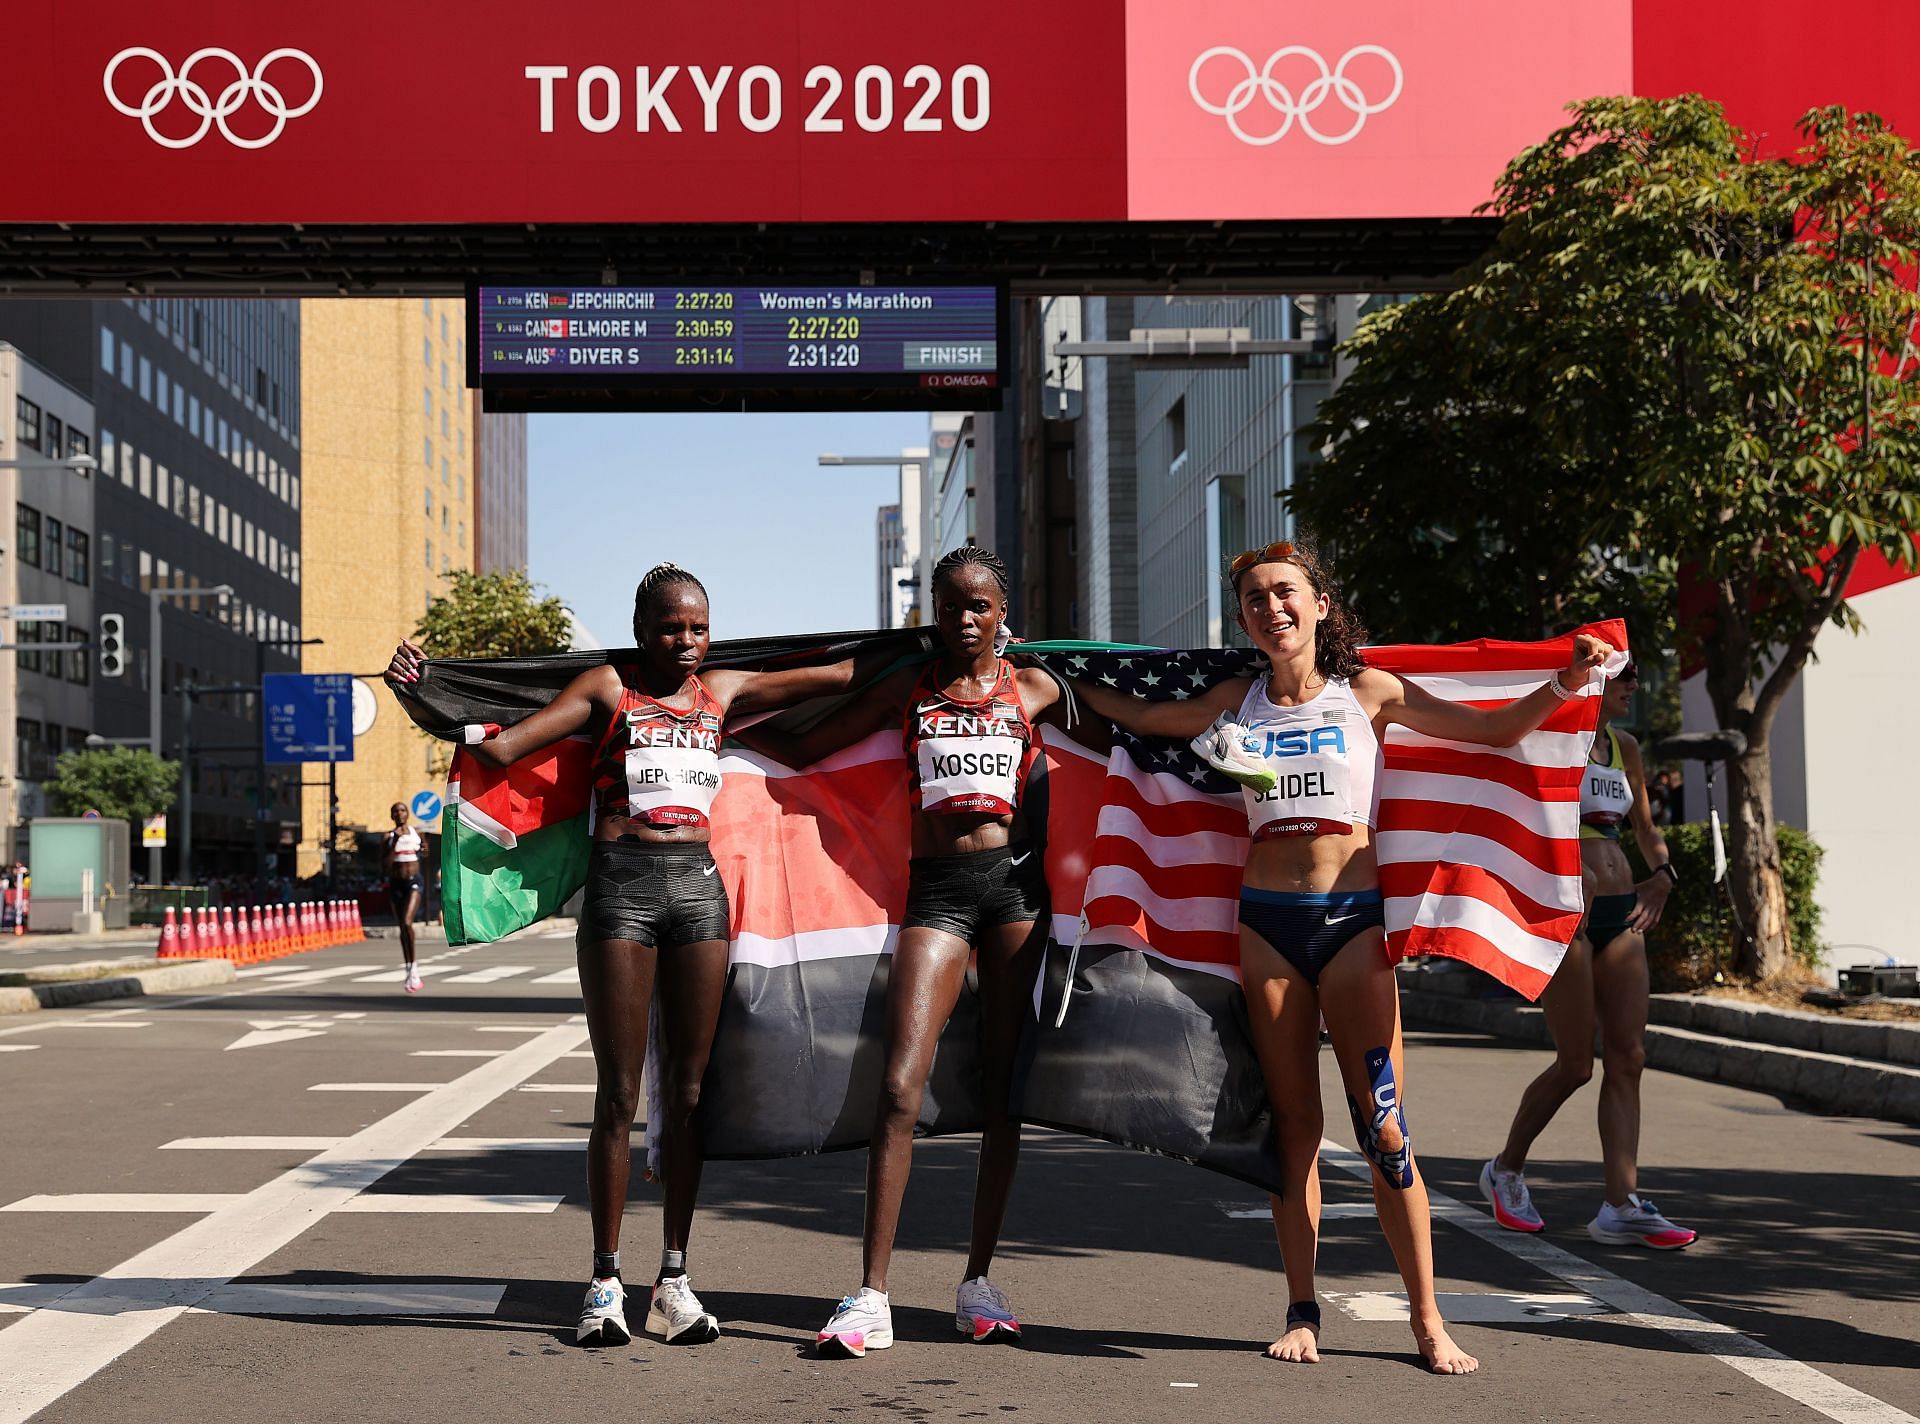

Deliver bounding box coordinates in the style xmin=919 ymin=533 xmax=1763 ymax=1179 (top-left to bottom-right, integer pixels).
xmin=578 ymin=840 xmax=730 ymax=951
xmin=902 ymin=842 xmax=1047 ymax=943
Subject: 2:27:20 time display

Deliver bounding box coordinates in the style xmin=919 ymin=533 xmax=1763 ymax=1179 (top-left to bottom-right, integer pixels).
xmin=786 ymin=342 xmax=862 ymax=368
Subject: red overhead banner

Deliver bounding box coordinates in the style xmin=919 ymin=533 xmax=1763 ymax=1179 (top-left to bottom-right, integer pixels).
xmin=4 ymin=0 xmax=1915 ymax=225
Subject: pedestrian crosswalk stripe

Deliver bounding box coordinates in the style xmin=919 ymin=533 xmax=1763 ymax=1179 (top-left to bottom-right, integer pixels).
xmin=1 ymin=1282 xmax=508 ymax=1317
xmin=1326 ymin=1290 xmax=1608 ymax=1323
xmin=3 ymin=1194 xmax=239 ymax=1213
xmin=442 ymin=965 xmax=533 ymax=984
xmin=529 ymin=967 xmax=579 ymax=985
xmin=3 ymin=1192 xmax=561 ymax=1214
xmin=308 ymin=1082 xmax=443 ymax=1092
xmin=350 ymin=964 xmax=459 ymax=984
xmin=410 ymin=1049 xmax=508 ymax=1058
xmin=161 ymin=1136 xmax=341 ymax=1151
xmin=518 ymin=1083 xmax=595 ymax=1093
xmin=425 ymin=1137 xmax=588 ymax=1151
xmin=336 ymin=1194 xmax=562 ymax=1213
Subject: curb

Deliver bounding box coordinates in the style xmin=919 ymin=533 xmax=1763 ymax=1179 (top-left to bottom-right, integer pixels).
xmin=1398 ymin=984 xmax=1920 ymax=1126
xmin=0 ymin=958 xmax=236 ymax=1015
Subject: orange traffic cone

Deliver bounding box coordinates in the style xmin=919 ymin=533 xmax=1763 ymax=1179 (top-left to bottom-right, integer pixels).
xmin=158 ymin=907 xmax=178 ymax=959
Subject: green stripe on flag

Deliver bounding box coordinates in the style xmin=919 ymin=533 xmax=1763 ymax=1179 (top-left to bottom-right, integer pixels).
xmin=442 ymin=808 xmax=592 ymax=946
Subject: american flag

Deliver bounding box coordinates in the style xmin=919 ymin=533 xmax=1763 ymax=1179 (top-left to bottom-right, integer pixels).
xmin=1028 ymin=620 xmax=1624 ymax=1002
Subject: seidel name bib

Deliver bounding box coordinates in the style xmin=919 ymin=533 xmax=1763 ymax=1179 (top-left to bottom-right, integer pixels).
xmin=1236 ymin=676 xmax=1379 ymax=840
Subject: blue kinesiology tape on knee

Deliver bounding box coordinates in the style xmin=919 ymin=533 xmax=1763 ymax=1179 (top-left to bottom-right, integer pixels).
xmin=1347 ymin=1047 xmax=1413 ymax=1189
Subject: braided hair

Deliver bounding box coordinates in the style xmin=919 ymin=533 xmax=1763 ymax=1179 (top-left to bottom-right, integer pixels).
xmin=1228 ymin=532 xmax=1369 ymax=681
xmin=631 ymin=562 xmax=708 ymax=641
xmin=930 ymin=543 xmax=1009 ymax=598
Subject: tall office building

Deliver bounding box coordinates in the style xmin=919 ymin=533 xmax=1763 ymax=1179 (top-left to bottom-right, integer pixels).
xmin=0 ymin=346 xmax=95 ymax=858
xmin=471 ymin=398 xmax=529 ymax=573
xmin=0 ymin=298 xmax=307 ymax=880
xmin=298 ymin=298 xmax=475 ymax=869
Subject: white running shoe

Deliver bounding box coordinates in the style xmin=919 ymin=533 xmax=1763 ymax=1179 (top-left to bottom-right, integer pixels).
xmin=1588 ymin=1194 xmax=1698 ymax=1250
xmin=1189 ymin=713 xmax=1276 ymax=792
xmin=576 ymin=1276 xmax=630 ymax=1346
xmin=955 ymin=1276 xmax=1022 ymax=1343
xmin=1479 ymin=1157 xmax=1545 ymax=1233
xmin=646 ymin=1274 xmax=720 ymax=1344
xmin=817 ymin=1287 xmax=893 ymax=1358
xmin=403 ymin=968 xmax=423 ymax=994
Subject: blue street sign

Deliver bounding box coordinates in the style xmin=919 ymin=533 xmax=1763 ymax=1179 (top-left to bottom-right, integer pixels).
xmin=263 ymin=673 xmax=356 ymax=764
xmin=411 ymin=790 xmax=442 ymax=822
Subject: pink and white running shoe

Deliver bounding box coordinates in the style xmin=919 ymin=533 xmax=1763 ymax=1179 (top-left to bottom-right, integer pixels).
xmin=1588 ymin=1194 xmax=1698 ymax=1250
xmin=1479 ymin=1157 xmax=1545 ymax=1233
xmin=817 ymin=1287 xmax=892 ymax=1358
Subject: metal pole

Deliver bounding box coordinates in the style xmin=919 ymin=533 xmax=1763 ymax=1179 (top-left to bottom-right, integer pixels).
xmin=326 ymin=759 xmax=338 ymax=895
xmin=179 ymin=686 xmax=194 ymax=886
xmin=254 ymin=638 xmax=267 ymax=904
xmin=147 ymin=588 xmax=162 ymax=886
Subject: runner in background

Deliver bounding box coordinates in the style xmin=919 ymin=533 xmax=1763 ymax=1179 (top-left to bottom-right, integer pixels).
xmin=382 ymin=803 xmax=425 ymax=993
xmin=388 ymin=562 xmax=881 ymax=1350
xmin=1480 ymin=660 xmax=1698 ymax=1251
xmin=1075 ymin=537 xmax=1610 ymax=1375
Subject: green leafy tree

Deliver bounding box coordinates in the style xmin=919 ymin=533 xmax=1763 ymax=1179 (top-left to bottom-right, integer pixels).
xmin=44 ymin=747 xmax=181 ymax=823
xmin=1293 ymin=96 xmax=1920 ymax=980
xmin=414 ymin=569 xmax=574 ymax=659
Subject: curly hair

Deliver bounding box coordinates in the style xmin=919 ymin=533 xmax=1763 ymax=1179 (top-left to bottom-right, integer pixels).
xmin=1228 ymin=533 xmax=1369 ymax=680
xmin=930 ymin=543 xmax=1009 ymax=598
xmin=631 ymin=562 xmax=708 ymax=641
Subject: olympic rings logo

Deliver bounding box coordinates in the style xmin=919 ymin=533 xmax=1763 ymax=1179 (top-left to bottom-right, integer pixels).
xmin=1188 ymin=45 xmax=1403 ymax=147
xmin=102 ymin=47 xmax=323 ymax=150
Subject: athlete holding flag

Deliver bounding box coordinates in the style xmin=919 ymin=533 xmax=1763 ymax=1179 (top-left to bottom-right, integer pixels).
xmin=1074 ymin=537 xmax=1610 ymax=1375
xmin=387 ymin=563 xmax=879 ymax=1349
xmin=740 ymin=545 xmax=1065 ymax=1359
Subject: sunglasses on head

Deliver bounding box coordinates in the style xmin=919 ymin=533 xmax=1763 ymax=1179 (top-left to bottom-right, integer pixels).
xmin=1228 ymin=541 xmax=1297 ymax=576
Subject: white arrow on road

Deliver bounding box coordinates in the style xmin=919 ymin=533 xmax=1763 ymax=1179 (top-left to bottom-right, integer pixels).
xmin=225 ymin=1017 xmax=329 ymax=1051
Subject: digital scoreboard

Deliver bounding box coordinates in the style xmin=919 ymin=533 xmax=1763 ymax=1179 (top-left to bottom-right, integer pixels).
xmin=467 ymin=281 xmax=1005 ymax=412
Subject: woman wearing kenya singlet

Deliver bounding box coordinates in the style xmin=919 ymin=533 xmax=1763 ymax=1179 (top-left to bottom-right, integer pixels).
xmin=386 ymin=563 xmax=877 ymax=1350
xmin=745 ymin=545 xmax=1063 ymax=1359
xmin=1480 ymin=660 xmax=1697 ymax=1251
xmin=1074 ymin=538 xmax=1610 ymax=1376
xmin=383 ymin=802 xmax=427 ymax=993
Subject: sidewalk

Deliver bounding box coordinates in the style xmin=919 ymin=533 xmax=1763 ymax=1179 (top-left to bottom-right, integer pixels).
xmin=0 ymin=926 xmax=165 ymax=966
xmin=1398 ymin=959 xmax=1920 ymax=1125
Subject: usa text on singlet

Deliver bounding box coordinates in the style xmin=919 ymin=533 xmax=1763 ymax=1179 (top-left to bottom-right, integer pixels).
xmin=904 ymin=661 xmax=1036 ymax=816
xmin=590 ymin=674 xmax=725 ymax=830
xmin=1235 ymin=675 xmax=1381 ymax=839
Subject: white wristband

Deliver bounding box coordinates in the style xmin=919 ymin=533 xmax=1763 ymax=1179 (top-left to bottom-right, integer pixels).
xmin=1547 ymin=674 xmax=1577 ymax=701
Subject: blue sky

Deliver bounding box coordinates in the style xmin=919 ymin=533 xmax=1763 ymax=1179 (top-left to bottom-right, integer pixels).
xmin=527 ymin=411 xmax=930 ymax=647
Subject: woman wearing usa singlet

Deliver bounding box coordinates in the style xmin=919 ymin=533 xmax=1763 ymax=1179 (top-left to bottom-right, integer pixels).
xmin=386 ymin=562 xmax=875 ymax=1350
xmin=1481 ymin=660 xmax=1697 ymax=1251
xmin=383 ymin=802 xmax=427 ymax=992
xmin=744 ymin=545 xmax=1063 ymax=1359
xmin=1075 ymin=537 xmax=1610 ymax=1375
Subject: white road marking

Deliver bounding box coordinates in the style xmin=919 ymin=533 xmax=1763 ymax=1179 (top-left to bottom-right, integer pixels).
xmin=1326 ymin=1289 xmax=1608 ymax=1323
xmin=0 ymin=1018 xmax=588 ymax=1423
xmin=234 ymin=964 xmax=315 ymax=979
xmin=0 ymin=1045 xmax=37 ymax=1053
xmin=254 ymin=964 xmax=385 ymax=987
xmin=424 ymin=1137 xmax=586 ymax=1152
xmin=1219 ymin=1201 xmax=1373 ymax=1220
xmin=409 ymin=1048 xmax=506 ymax=1059
xmin=529 ymin=967 xmax=579 ymax=985
xmin=0 ymin=1282 xmax=507 ymax=1318
xmin=161 ymin=1137 xmax=342 ymax=1151
xmin=475 ymin=1024 xmax=548 ymax=1034
xmin=3 ymin=1194 xmax=240 ymax=1213
xmin=225 ymin=1021 xmax=327 ymax=1051
xmin=442 ymin=965 xmax=533 ymax=984
xmin=336 ymin=1194 xmax=562 ymax=1213
xmin=308 ymin=1082 xmax=442 ymax=1092
xmin=518 ymin=1083 xmax=594 ymax=1093
xmin=1319 ymin=1140 xmax=1918 ymax=1424
xmin=350 ymin=964 xmax=459 ymax=984
xmin=36 ymin=1021 xmax=150 ymax=1030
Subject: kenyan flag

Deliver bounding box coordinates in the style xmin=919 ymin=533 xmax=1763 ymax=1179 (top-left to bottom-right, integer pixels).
xmin=442 ymin=735 xmax=594 ymax=944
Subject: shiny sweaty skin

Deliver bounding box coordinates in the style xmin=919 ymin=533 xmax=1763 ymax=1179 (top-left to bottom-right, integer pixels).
xmin=386 ymin=572 xmax=879 ymax=1326
xmin=1492 ymin=663 xmax=1691 ymax=1241
xmin=744 ymin=555 xmax=1064 ymax=1347
xmin=1075 ymin=547 xmax=1612 ymax=1376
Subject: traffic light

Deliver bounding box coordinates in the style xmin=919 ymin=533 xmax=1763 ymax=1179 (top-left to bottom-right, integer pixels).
xmin=98 ymin=613 xmax=125 ymax=678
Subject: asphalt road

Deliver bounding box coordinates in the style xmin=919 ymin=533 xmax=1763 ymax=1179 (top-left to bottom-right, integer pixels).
xmin=1 ymin=930 xmax=1913 ymax=1424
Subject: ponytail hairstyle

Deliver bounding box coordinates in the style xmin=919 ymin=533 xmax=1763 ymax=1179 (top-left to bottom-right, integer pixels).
xmin=1228 ymin=532 xmax=1369 ymax=681
xmin=631 ymin=562 xmax=708 ymax=641
xmin=930 ymin=543 xmax=1010 ymax=599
